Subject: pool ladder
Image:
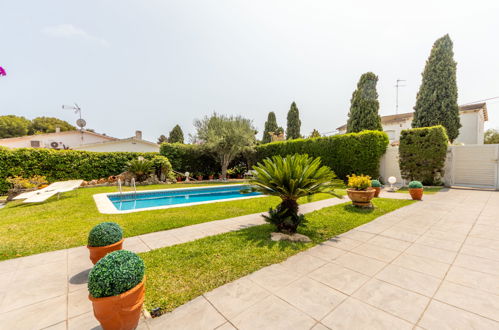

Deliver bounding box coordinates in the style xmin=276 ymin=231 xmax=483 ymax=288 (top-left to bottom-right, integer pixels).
xmin=131 ymin=178 xmax=137 ymax=199
xmin=118 ymin=178 xmax=123 ymax=201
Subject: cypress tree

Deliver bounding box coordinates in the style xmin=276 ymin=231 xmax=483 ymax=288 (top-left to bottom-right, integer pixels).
xmin=346 ymin=72 xmax=382 ymax=133
xmin=262 ymin=112 xmax=279 ymax=144
xmin=168 ymin=124 xmax=184 ymax=143
xmin=286 ymin=102 xmax=301 ymax=140
xmin=412 ymin=34 xmax=460 ymax=142
xmin=157 ymin=134 xmax=168 ymax=144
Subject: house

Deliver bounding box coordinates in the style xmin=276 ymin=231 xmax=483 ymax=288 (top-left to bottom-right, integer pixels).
xmin=336 ymin=102 xmax=488 ymax=145
xmin=0 ymin=129 xmax=159 ymax=153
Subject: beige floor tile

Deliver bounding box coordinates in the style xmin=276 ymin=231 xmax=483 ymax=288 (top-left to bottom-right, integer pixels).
xmin=304 ymin=244 xmax=347 ymax=262
xmin=321 ymin=298 xmax=412 ymax=330
xmin=0 ymin=295 xmax=67 ymax=330
xmin=67 ymin=311 xmax=101 ymax=330
xmin=215 ymin=322 xmax=237 ymax=330
xmin=435 ymin=281 xmax=499 ymax=322
xmin=423 ymin=228 xmax=467 ymax=243
xmin=334 ymin=252 xmax=387 ymax=276
xmin=322 ymin=236 xmax=363 ymax=251
xmin=351 ymin=242 xmax=400 ymax=262
xmin=17 ymin=249 xmax=67 ymax=270
xmin=275 ymin=277 xmax=346 ymax=320
xmin=308 ymin=263 xmax=369 ymax=295
xmin=68 ymin=287 xmax=92 ymax=318
xmin=469 ymin=224 xmax=499 ymax=241
xmin=231 ymin=295 xmax=316 ymax=330
xmin=338 ymin=230 xmax=375 ymax=242
xmin=148 ymin=296 xmax=225 ymax=330
xmin=418 ymin=300 xmax=499 ymax=330
xmin=461 ymin=243 xmax=499 ymax=262
xmin=355 ymin=222 xmax=392 ymax=235
xmin=404 ymin=243 xmax=456 ymax=264
xmin=367 ymin=235 xmax=411 ymax=252
xmin=123 ymin=237 xmax=151 ymax=253
xmin=416 ymin=235 xmax=462 ymax=252
xmin=353 ymin=279 xmax=429 ymax=323
xmin=247 ymin=264 xmax=301 ymax=293
xmin=392 ymin=253 xmax=449 ymax=278
xmin=43 ymin=321 xmax=67 ymax=329
xmin=310 ymin=323 xmax=330 ymax=330
xmin=0 ymin=258 xmax=19 ymax=275
xmin=454 ymin=254 xmax=499 ymax=276
xmin=464 ymin=236 xmax=499 ymax=251
xmin=375 ymin=264 xmax=442 ymax=297
xmin=446 ymin=266 xmax=499 ymax=295
xmin=204 ymin=278 xmax=269 ymax=319
xmin=279 ymin=253 xmax=326 ymax=275
xmin=380 ymin=226 xmax=421 ymax=242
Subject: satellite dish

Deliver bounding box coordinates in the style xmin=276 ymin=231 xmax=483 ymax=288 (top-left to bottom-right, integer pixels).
xmin=76 ymin=118 xmax=87 ymax=128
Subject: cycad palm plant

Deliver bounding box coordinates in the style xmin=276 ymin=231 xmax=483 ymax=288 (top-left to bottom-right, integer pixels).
xmin=250 ymin=154 xmax=341 ymax=233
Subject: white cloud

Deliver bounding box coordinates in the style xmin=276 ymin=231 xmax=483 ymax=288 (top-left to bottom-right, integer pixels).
xmin=41 ymin=24 xmax=109 ymax=47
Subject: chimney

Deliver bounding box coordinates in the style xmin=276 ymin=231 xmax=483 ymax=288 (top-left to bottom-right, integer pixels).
xmin=135 ymin=130 xmax=142 ymax=140
xmin=55 ymin=127 xmax=61 ymax=133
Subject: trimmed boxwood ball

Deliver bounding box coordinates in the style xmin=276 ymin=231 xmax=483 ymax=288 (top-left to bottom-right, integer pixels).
xmin=88 ymin=222 xmax=123 ymax=247
xmin=408 ymin=181 xmax=423 ymax=189
xmin=371 ymin=180 xmax=382 ymax=188
xmin=88 ymin=250 xmax=145 ymax=298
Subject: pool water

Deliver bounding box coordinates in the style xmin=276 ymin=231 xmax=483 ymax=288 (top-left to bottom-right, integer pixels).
xmin=108 ymin=185 xmax=261 ymax=211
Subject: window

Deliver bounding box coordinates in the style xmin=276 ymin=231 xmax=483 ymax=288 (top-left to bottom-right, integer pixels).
xmin=30 ymin=140 xmax=41 ymax=148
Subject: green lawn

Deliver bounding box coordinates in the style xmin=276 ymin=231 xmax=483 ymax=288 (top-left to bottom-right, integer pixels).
xmin=140 ymin=198 xmax=414 ymax=314
xmin=0 ymin=183 xmax=340 ymax=261
xmin=396 ymin=186 xmax=443 ymax=195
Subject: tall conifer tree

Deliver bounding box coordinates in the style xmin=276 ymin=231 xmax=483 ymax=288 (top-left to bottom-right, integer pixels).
xmin=346 ymin=72 xmax=382 ymax=133
xmin=168 ymin=124 xmax=184 ymax=143
xmin=262 ymin=112 xmax=278 ymax=144
xmin=286 ymin=102 xmax=301 ymax=140
xmin=412 ymin=34 xmax=460 ymax=142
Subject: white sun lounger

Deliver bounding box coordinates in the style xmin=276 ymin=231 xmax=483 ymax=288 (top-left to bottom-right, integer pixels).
xmin=20 ymin=180 xmax=83 ymax=203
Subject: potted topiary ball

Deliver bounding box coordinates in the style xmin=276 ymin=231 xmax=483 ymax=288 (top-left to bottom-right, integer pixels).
xmin=371 ymin=180 xmax=382 ymax=197
xmin=346 ymin=174 xmax=375 ymax=208
xmin=408 ymin=181 xmax=424 ymax=200
xmin=87 ymin=222 xmax=124 ymax=264
xmin=88 ymin=250 xmax=145 ymax=330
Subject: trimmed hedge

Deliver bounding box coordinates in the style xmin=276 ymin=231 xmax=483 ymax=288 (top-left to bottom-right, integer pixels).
xmin=88 ymin=250 xmax=145 ymax=298
xmin=88 ymin=222 xmax=123 ymax=247
xmin=399 ymin=125 xmax=449 ymax=185
xmin=254 ymin=131 xmax=389 ymax=180
xmin=0 ymin=148 xmax=159 ymax=193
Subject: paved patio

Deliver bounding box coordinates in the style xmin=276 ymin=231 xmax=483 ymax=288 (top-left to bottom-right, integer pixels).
xmin=1 ymin=189 xmax=499 ymax=329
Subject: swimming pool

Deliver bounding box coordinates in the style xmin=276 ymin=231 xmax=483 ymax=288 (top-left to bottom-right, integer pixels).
xmin=93 ymin=184 xmax=262 ymax=213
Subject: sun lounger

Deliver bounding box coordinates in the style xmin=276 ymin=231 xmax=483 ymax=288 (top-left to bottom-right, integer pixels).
xmin=21 ymin=180 xmax=83 ymax=203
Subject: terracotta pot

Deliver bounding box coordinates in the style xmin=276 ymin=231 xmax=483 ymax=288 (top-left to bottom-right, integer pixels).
xmin=197 ymin=175 xmax=203 ymax=181
xmin=89 ymin=278 xmax=145 ymax=330
xmin=409 ymin=188 xmax=423 ymax=200
xmin=347 ymin=188 xmax=375 ymax=208
xmin=208 ymin=175 xmax=214 ymax=180
xmin=237 ymin=174 xmax=243 ymax=179
xmin=88 ymin=239 xmax=124 ymax=265
xmin=176 ymin=177 xmax=182 ymax=182
xmin=373 ymin=187 xmax=381 ymax=197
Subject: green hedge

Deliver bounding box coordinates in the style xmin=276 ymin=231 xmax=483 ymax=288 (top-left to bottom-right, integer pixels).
xmin=254 ymin=130 xmax=389 ymax=180
xmin=399 ymin=125 xmax=449 ymax=185
xmin=0 ymin=148 xmax=159 ymax=193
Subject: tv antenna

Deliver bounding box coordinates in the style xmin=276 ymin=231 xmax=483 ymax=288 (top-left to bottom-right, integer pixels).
xmin=395 ymin=79 xmax=406 ymax=114
xmin=62 ymin=103 xmax=87 ymax=130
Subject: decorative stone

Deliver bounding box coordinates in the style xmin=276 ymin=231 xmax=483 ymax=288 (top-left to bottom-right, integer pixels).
xmin=271 ymin=232 xmax=312 ymax=243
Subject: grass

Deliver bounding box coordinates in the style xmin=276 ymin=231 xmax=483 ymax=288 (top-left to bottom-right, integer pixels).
xmin=0 ymin=183 xmax=342 ymax=261
xmin=140 ymin=198 xmax=414 ymax=314
xmin=396 ymin=186 xmax=443 ymax=194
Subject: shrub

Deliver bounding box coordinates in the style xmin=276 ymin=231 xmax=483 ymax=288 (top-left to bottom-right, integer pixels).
xmin=88 ymin=222 xmax=123 ymax=247
xmin=371 ymin=179 xmax=382 ymax=187
xmin=150 ymin=155 xmax=175 ymax=181
xmin=347 ymin=174 xmax=372 ymax=190
xmin=0 ymin=148 xmax=160 ymax=193
xmin=399 ymin=126 xmax=448 ymax=185
xmin=6 ymin=175 xmax=48 ymax=190
xmin=408 ymin=181 xmax=423 ymax=189
xmin=254 ymin=130 xmax=389 ymax=180
xmin=88 ymin=250 xmax=145 ymax=298
xmin=250 ymin=154 xmax=340 ymax=233
xmin=126 ymin=157 xmax=154 ymax=182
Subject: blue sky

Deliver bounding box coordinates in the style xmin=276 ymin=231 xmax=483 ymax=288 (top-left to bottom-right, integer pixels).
xmin=1 ymin=0 xmax=498 ymax=141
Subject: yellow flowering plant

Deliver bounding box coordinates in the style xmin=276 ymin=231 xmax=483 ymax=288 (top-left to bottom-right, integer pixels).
xmin=347 ymin=174 xmax=372 ymax=191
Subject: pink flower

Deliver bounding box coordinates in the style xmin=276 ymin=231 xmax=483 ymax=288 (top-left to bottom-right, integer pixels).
xmin=0 ymin=66 xmax=6 ymax=76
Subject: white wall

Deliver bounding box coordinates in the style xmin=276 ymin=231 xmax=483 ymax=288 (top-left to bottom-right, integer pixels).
xmin=0 ymin=131 xmax=112 ymax=149
xmin=76 ymin=140 xmax=159 ymax=153
xmin=379 ymin=147 xmax=406 ymax=186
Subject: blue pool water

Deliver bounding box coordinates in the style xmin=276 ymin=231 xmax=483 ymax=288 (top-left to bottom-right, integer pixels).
xmin=108 ymin=185 xmax=261 ymax=211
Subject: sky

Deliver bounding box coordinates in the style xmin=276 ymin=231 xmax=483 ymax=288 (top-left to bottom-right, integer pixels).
xmin=1 ymin=0 xmax=499 ymax=142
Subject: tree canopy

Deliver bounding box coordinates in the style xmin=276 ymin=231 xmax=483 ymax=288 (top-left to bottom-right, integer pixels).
xmin=485 ymin=129 xmax=499 ymax=144
xmin=168 ymin=124 xmax=184 ymax=143
xmin=346 ymin=72 xmax=382 ymax=133
xmin=412 ymin=34 xmax=461 ymax=142
xmin=309 ymin=129 xmax=321 ymax=138
xmin=157 ymin=135 xmax=168 ymax=144
xmin=262 ymin=112 xmax=279 ymax=144
xmin=0 ymin=115 xmax=32 ymax=138
xmin=286 ymin=102 xmax=301 ymax=140
xmin=194 ymin=113 xmax=256 ymax=179
xmin=30 ymin=117 xmax=76 ymax=134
